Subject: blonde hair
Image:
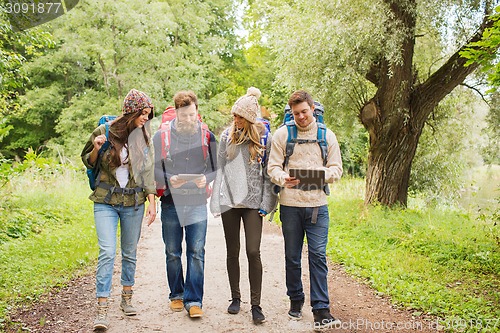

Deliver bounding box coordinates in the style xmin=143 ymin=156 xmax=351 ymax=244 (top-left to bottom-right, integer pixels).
xmin=227 ymin=120 xmax=265 ymax=163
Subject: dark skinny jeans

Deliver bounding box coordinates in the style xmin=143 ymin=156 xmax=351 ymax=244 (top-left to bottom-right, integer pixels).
xmin=221 ymin=207 xmax=263 ymax=306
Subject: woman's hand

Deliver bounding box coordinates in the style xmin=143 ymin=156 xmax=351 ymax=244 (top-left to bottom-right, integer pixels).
xmin=88 ymin=134 xmax=107 ymax=165
xmin=145 ymin=196 xmax=157 ymax=226
xmin=93 ymin=134 xmax=107 ymax=151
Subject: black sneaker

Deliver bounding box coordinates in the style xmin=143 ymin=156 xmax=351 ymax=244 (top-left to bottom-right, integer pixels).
xmin=288 ymin=299 xmax=304 ymax=320
xmin=227 ymin=298 xmax=240 ymax=314
xmin=313 ymin=308 xmax=341 ymax=330
xmin=251 ymin=305 xmax=266 ymax=324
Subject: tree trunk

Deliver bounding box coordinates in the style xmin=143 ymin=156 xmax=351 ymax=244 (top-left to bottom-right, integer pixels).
xmin=360 ymin=1 xmax=495 ymax=207
xmin=364 ymin=117 xmax=422 ymax=206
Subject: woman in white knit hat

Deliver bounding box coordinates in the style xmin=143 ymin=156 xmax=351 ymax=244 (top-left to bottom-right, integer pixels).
xmin=210 ymin=87 xmax=277 ymax=325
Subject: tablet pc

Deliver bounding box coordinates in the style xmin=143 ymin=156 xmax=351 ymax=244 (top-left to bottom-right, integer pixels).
xmin=177 ymin=174 xmax=204 ymax=181
xmin=288 ymin=168 xmax=325 ymax=191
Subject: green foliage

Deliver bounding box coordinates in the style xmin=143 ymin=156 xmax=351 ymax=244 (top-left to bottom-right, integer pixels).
xmin=328 ymin=178 xmax=500 ymax=331
xmin=477 ymin=194 xmax=500 ymax=248
xmin=2 ymin=0 xmax=240 ymax=159
xmin=410 ymin=88 xmax=487 ymax=204
xmin=2 ymin=85 xmax=66 ymax=158
xmin=0 ymin=15 xmax=54 ymax=99
xmin=339 ymin=128 xmax=368 ymax=177
xmin=0 ymin=154 xmax=96 ymax=325
xmin=0 ymin=14 xmax=55 ymax=155
xmin=481 ymin=92 xmax=500 ymax=165
xmin=0 ymin=150 xmax=79 ymax=242
xmin=53 ymin=90 xmax=119 ymax=157
xmin=460 ymin=6 xmax=500 ymax=91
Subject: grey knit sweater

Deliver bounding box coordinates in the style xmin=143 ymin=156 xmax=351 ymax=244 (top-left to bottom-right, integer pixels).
xmin=210 ymin=129 xmax=277 ymax=215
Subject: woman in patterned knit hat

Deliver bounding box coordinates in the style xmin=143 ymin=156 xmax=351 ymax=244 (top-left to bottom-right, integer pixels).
xmin=210 ymin=87 xmax=277 ymax=325
xmin=81 ymin=88 xmax=157 ymax=331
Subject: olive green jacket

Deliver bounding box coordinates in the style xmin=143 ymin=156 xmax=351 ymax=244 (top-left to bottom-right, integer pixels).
xmin=81 ymin=124 xmax=156 ymax=206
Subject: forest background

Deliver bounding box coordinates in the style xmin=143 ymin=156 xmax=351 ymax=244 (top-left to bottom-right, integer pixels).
xmin=0 ymin=0 xmax=498 ymax=332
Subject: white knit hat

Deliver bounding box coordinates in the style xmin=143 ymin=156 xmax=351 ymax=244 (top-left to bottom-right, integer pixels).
xmin=231 ymin=87 xmax=261 ymax=124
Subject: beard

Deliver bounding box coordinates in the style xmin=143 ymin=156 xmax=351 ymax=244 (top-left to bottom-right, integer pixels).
xmin=176 ymin=120 xmax=199 ymax=135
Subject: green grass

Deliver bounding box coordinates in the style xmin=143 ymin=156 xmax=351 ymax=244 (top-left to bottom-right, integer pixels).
xmin=327 ymin=178 xmax=500 ymax=332
xmin=0 ymin=168 xmax=97 ymax=327
xmin=1 ymin=159 xmax=498 ymax=333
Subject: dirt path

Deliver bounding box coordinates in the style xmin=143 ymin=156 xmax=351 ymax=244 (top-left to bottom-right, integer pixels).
xmin=8 ymin=208 xmax=441 ymax=332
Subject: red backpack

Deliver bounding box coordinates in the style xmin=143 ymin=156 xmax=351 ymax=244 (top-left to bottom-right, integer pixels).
xmin=157 ymin=106 xmax=213 ymax=197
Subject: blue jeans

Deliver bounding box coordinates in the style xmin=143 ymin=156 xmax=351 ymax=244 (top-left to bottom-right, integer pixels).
xmin=94 ymin=203 xmax=144 ymax=298
xmin=161 ymin=202 xmax=207 ymax=310
xmin=280 ymin=205 xmax=330 ymax=310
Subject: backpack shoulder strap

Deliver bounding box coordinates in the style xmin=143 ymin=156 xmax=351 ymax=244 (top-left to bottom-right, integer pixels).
xmin=316 ymin=123 xmax=330 ymax=195
xmin=283 ymin=121 xmax=297 ymax=168
xmin=159 ymin=121 xmax=172 ymax=159
xmin=94 ymin=123 xmax=112 ymax=188
xmin=200 ymin=122 xmax=215 ymax=172
xmin=99 ymin=123 xmax=111 ymax=154
xmin=200 ymin=122 xmax=210 ymax=159
xmin=260 ymin=126 xmax=271 ymax=168
xmin=316 ymin=122 xmax=328 ymax=166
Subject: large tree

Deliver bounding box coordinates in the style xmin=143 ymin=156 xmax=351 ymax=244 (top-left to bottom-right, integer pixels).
xmin=257 ymin=0 xmax=500 ymax=206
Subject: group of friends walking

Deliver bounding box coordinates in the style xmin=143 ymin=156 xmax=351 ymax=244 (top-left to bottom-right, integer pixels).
xmin=81 ymin=87 xmax=343 ymax=331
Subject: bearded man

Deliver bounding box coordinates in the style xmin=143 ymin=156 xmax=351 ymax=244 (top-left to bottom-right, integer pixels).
xmin=153 ymin=90 xmax=217 ymax=318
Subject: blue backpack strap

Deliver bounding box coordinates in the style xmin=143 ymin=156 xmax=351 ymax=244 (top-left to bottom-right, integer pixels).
xmin=316 ymin=122 xmax=330 ymax=195
xmin=257 ymin=118 xmax=271 ymax=168
xmin=261 ymin=130 xmax=272 ymax=168
xmin=95 ymin=122 xmax=111 ymax=188
xmin=283 ymin=121 xmax=297 ymax=168
xmin=316 ymin=123 xmax=328 ymax=166
xmin=102 ymin=122 xmax=111 ymax=150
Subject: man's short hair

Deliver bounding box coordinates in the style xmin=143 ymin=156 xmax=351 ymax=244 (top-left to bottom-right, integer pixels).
xmin=174 ymin=90 xmax=198 ymax=110
xmin=288 ymin=90 xmax=314 ymax=107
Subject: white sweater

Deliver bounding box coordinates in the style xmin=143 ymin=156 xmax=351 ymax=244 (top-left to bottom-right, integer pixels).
xmin=267 ymin=121 xmax=343 ymax=207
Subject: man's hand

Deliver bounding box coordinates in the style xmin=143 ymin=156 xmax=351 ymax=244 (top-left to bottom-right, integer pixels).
xmin=284 ymin=176 xmax=300 ymax=188
xmin=193 ymin=175 xmax=206 ymax=189
xmin=170 ymin=175 xmax=187 ymax=188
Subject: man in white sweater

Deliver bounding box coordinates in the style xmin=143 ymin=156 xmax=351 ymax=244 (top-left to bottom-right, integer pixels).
xmin=267 ymin=90 xmax=343 ymax=330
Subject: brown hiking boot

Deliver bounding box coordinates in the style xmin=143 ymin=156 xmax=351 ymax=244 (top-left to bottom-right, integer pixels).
xmin=170 ymin=299 xmax=184 ymax=312
xmin=120 ymin=290 xmax=137 ymax=316
xmin=93 ymin=301 xmax=109 ymax=330
xmin=189 ymin=305 xmax=203 ymax=318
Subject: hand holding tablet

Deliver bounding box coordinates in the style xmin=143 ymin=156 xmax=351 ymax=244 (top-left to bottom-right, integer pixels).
xmin=288 ymin=168 xmax=325 ymax=191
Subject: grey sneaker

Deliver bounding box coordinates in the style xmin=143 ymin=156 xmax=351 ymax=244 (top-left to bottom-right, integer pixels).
xmin=93 ymin=302 xmax=109 ymax=330
xmin=120 ymin=290 xmax=137 ymax=316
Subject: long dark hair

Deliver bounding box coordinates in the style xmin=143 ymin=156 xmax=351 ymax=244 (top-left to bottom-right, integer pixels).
xmin=107 ymin=112 xmax=151 ymax=169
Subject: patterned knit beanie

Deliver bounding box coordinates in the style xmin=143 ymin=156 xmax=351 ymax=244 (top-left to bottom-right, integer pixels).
xmin=231 ymin=87 xmax=261 ymax=124
xmin=122 ymin=89 xmax=154 ymax=119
